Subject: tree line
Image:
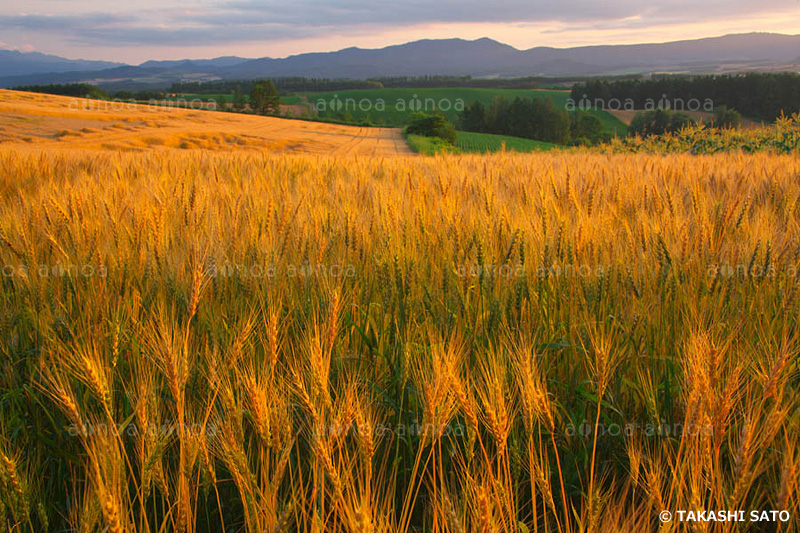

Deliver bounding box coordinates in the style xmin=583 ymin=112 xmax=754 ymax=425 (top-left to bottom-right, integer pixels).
xmin=169 ymin=78 xmax=382 ymax=95
xmin=572 ymin=73 xmax=800 ymax=121
xmin=13 ymin=84 xmax=164 ymax=103
xmin=627 ymin=106 xmax=742 ymax=137
xmin=11 ymin=80 xmax=281 ymax=117
xmin=370 ymin=75 xmax=584 ymax=89
xmin=458 ymin=96 xmax=605 ymax=145
xmin=169 ymin=75 xmax=599 ymax=95
xmin=13 ymin=83 xmax=109 ymax=99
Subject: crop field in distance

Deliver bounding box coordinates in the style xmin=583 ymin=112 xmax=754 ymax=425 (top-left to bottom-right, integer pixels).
xmin=455 ymin=131 xmax=558 ymax=153
xmin=187 ymin=88 xmax=628 ymax=136
xmin=0 ymin=89 xmax=798 ymax=533
xmin=0 ymin=90 xmax=413 ymax=155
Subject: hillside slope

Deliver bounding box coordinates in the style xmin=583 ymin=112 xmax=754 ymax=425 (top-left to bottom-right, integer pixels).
xmin=0 ymin=90 xmax=413 ymax=155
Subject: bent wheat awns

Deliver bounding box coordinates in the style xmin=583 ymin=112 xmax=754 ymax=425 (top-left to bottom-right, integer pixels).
xmin=0 ymin=147 xmax=798 ymax=532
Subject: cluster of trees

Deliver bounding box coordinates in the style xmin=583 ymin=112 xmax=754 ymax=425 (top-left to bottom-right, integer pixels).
xmin=247 ymin=80 xmax=280 ymax=115
xmin=712 ymin=105 xmax=743 ymax=128
xmin=459 ymin=97 xmax=604 ymax=145
xmin=628 ymin=106 xmax=742 ymax=137
xmin=13 ymin=83 xmax=108 ymax=99
xmin=197 ymin=79 xmax=280 ymax=115
xmin=572 ymin=73 xmax=800 ymax=121
xmin=628 ymin=109 xmax=693 ymax=136
xmin=111 ymin=90 xmax=167 ymax=101
xmin=569 ymin=111 xmax=606 ymax=145
xmin=404 ymin=112 xmax=457 ymax=144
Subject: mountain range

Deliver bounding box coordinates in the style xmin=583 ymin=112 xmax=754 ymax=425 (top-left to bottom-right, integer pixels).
xmin=1 ymin=33 xmax=798 ymax=90
xmin=0 ymin=49 xmax=123 ymax=78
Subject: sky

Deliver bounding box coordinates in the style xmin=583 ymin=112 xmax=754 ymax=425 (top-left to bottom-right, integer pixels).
xmin=1 ymin=0 xmax=800 ymax=64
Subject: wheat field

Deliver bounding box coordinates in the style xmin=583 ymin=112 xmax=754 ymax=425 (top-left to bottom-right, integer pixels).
xmin=0 ymin=90 xmax=411 ymax=155
xmin=0 ymin=93 xmax=799 ymax=532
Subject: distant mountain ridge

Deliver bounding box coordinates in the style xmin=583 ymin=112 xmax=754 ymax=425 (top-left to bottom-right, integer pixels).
xmin=138 ymin=57 xmax=252 ymax=70
xmin=0 ymin=49 xmax=123 ymax=77
xmin=1 ymin=32 xmax=799 ymax=90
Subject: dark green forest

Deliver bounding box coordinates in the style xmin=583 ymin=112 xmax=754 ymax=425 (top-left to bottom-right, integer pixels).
xmin=459 ymin=97 xmax=605 ymax=145
xmin=572 ymin=73 xmax=800 ymax=121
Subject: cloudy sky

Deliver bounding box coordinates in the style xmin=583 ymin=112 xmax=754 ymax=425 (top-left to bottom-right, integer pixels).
xmin=2 ymin=0 xmax=800 ymax=63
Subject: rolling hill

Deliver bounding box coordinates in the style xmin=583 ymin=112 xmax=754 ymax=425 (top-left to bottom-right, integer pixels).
xmin=0 ymin=89 xmax=412 ymax=155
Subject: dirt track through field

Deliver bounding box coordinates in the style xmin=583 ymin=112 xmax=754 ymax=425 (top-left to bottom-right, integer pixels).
xmin=0 ymin=89 xmax=415 ymax=155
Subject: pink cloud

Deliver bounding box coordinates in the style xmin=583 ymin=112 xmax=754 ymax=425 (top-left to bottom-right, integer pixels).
xmin=0 ymin=41 xmax=35 ymax=52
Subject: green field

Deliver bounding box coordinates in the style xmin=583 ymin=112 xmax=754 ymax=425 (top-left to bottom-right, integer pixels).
xmin=407 ymin=131 xmax=558 ymax=155
xmin=170 ymin=94 xmax=311 ymax=112
xmin=171 ymin=87 xmax=628 ymax=137
xmin=173 ymin=93 xmax=306 ymax=106
xmin=304 ymin=88 xmax=628 ymax=135
xmin=405 ymin=134 xmax=460 ymax=155
xmin=456 ymin=131 xmax=558 ymax=152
